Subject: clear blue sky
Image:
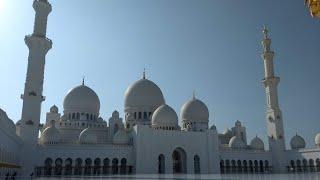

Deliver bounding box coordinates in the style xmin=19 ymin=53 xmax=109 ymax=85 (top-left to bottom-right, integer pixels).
xmin=0 ymin=0 xmax=319 ymax=148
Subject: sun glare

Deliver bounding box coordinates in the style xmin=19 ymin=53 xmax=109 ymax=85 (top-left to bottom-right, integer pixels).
xmin=0 ymin=0 xmax=4 ymax=12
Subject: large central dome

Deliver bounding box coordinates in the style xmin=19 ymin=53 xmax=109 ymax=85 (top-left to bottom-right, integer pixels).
xmin=63 ymin=84 xmax=100 ymax=115
xmin=124 ymin=77 xmax=165 ymax=109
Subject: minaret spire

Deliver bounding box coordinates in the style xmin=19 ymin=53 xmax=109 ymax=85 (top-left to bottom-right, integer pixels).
xmin=261 ymin=26 xmax=286 ymax=173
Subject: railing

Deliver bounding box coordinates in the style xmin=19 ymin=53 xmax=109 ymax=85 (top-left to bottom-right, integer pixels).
xmin=287 ymin=165 xmax=320 ymax=173
xmin=220 ymin=166 xmax=273 ymax=174
xmin=35 ymin=166 xmax=133 ymax=177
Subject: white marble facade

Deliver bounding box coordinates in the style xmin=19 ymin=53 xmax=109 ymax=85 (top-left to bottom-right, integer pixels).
xmin=1 ymin=0 xmax=320 ymax=178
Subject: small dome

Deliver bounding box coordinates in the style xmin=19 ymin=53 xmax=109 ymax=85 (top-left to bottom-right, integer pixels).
xmin=152 ymin=104 xmax=178 ymax=129
xmin=290 ymin=134 xmax=306 ymax=150
xmin=40 ymin=120 xmax=60 ymax=144
xmin=113 ymin=129 xmax=129 ymax=144
xmin=229 ymin=136 xmax=246 ymax=149
xmin=112 ymin=110 xmax=120 ymax=118
xmin=124 ymin=78 xmax=165 ymax=109
xmin=223 ymin=128 xmax=233 ymax=137
xmin=315 ymin=133 xmax=320 ymax=147
xmin=63 ymin=85 xmax=100 ymax=115
xmin=79 ymin=128 xmax=98 ymax=144
xmin=235 ymin=120 xmax=242 ymax=127
xmin=250 ymin=136 xmax=264 ymax=150
xmin=210 ymin=125 xmax=217 ymax=130
xmin=50 ymin=105 xmax=59 ymax=113
xmin=181 ymin=97 xmax=209 ymax=123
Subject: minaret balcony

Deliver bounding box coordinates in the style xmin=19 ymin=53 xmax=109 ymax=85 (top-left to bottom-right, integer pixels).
xmin=262 ymin=77 xmax=280 ymax=87
xmin=25 ymin=35 xmax=52 ymax=53
xmin=33 ymin=0 xmax=52 ymax=15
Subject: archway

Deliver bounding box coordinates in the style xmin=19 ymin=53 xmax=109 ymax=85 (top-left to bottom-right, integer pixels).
xmin=103 ymin=158 xmax=110 ymax=175
xmin=84 ymin=158 xmax=92 ymax=175
xmin=93 ymin=158 xmax=101 ymax=175
xmin=172 ymin=148 xmax=187 ymax=174
xmin=74 ymin=158 xmax=82 ymax=175
xmin=112 ymin=158 xmax=119 ymax=174
xmin=54 ymin=158 xmax=63 ymax=176
xmin=65 ymin=158 xmax=72 ymax=175
xmin=158 ymin=154 xmax=165 ymax=174
xmin=120 ymin=158 xmax=127 ymax=174
xmin=44 ymin=158 xmax=53 ymax=176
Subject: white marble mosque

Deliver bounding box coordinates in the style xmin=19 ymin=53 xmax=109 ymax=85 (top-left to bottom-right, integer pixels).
xmin=1 ymin=0 xmax=320 ymax=178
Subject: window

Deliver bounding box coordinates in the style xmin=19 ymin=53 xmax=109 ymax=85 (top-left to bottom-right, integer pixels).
xmin=143 ymin=112 xmax=147 ymax=119
xmin=138 ymin=112 xmax=142 ymax=119
xmin=134 ymin=112 xmax=137 ymax=119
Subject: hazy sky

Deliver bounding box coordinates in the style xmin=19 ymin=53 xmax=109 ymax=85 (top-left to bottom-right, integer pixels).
xmin=0 ymin=0 xmax=319 ymax=148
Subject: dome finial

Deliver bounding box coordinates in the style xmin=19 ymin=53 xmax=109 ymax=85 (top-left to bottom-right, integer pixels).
xmin=143 ymin=68 xmax=146 ymax=79
xmin=82 ymin=76 xmax=85 ymax=86
xmin=263 ymin=25 xmax=269 ymax=39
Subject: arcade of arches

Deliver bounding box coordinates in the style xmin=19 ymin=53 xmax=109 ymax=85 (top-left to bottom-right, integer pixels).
xmin=35 ymin=157 xmax=133 ymax=177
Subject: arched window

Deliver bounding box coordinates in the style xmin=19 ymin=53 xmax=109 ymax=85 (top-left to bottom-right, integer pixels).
xmin=296 ymin=160 xmax=302 ymax=172
xmin=138 ymin=112 xmax=142 ymax=119
xmin=44 ymin=158 xmax=53 ymax=176
xmin=290 ymin=160 xmax=295 ymax=172
xmin=194 ymin=155 xmax=200 ymax=174
xmin=231 ymin=160 xmax=236 ymax=173
xmin=143 ymin=112 xmax=147 ymax=119
xmin=134 ymin=112 xmax=137 ymax=119
xmin=237 ymin=160 xmax=242 ymax=173
xmin=149 ymin=112 xmax=152 ymax=117
xmin=259 ymin=160 xmax=264 ymax=173
xmin=93 ymin=158 xmax=101 ymax=175
xmin=77 ymin=113 xmax=80 ymax=119
xmin=86 ymin=114 xmax=89 ymax=120
xmin=158 ymin=154 xmax=165 ymax=174
xmin=72 ymin=113 xmax=75 ymax=119
xmin=74 ymin=158 xmax=82 ymax=175
xmin=54 ymin=158 xmax=63 ymax=176
xmin=264 ymin=160 xmax=269 ymax=173
xmin=64 ymin=158 xmax=72 ymax=176
xmin=120 ymin=158 xmax=127 ymax=174
xmin=220 ymin=160 xmax=225 ymax=174
xmin=316 ymin=159 xmax=320 ymax=172
xmin=103 ymin=158 xmax=110 ymax=175
xmin=303 ymin=159 xmax=308 ymax=172
xmin=254 ymin=160 xmax=259 ymax=173
xmin=84 ymin=158 xmax=92 ymax=175
xmin=243 ymin=160 xmax=248 ymax=173
xmin=309 ymin=159 xmax=315 ymax=172
xmin=249 ymin=160 xmax=253 ymax=173
xmin=226 ymin=160 xmax=230 ymax=173
xmin=112 ymin=158 xmax=119 ymax=174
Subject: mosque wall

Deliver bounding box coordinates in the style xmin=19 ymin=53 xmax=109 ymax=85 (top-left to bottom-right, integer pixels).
xmin=133 ymin=124 xmax=220 ymax=174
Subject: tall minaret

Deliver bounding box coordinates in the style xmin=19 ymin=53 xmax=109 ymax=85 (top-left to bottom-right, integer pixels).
xmin=17 ymin=0 xmax=52 ymax=145
xmin=261 ymin=26 xmax=286 ymax=173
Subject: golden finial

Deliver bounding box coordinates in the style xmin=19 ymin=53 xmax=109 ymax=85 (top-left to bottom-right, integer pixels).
xmin=143 ymin=68 xmax=146 ymax=79
xmin=263 ymin=25 xmax=269 ymax=39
